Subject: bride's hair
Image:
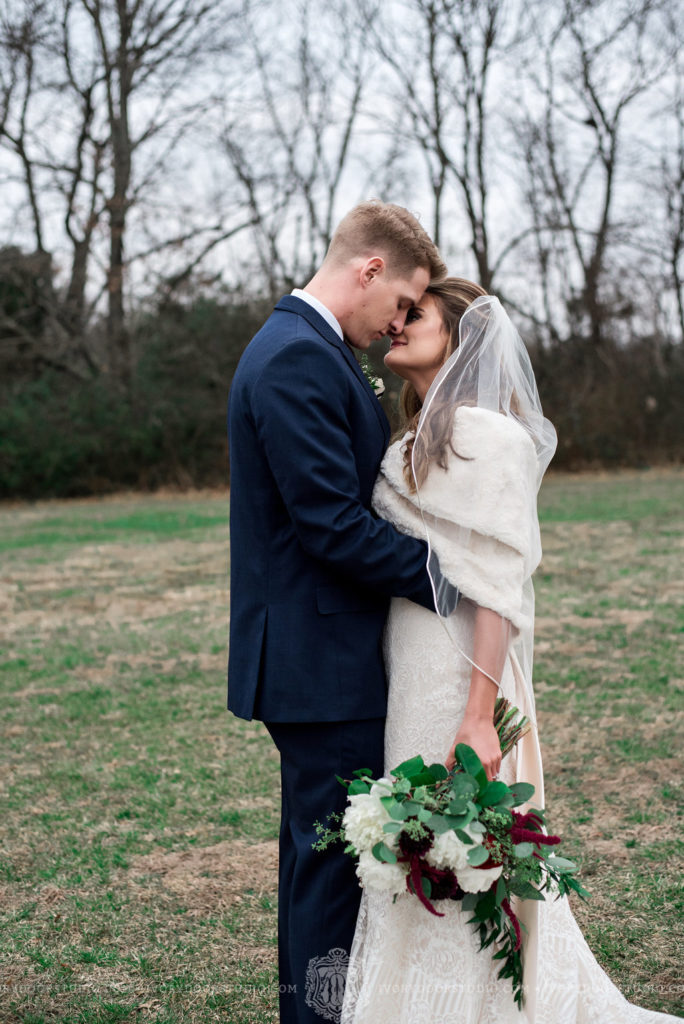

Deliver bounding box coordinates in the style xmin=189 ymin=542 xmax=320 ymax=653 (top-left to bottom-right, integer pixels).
xmin=399 ymin=277 xmax=488 ymax=491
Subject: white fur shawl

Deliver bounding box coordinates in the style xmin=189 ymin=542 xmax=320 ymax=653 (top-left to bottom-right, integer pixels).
xmin=372 ymin=406 xmax=541 ymax=630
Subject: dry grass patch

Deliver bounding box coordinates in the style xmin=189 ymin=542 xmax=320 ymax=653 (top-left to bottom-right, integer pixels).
xmin=127 ymin=839 xmax=278 ymax=915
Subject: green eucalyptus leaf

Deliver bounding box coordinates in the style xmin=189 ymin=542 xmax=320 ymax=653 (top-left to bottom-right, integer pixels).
xmin=443 ymin=813 xmax=471 ymax=830
xmin=450 ymin=773 xmax=480 ymax=799
xmin=508 ymin=879 xmax=544 ymax=900
xmin=348 ymin=779 xmax=371 ymax=796
xmin=454 ymin=745 xmax=487 ymax=788
xmin=428 ymin=762 xmax=449 ymax=781
xmin=513 ymin=842 xmax=535 ymax=858
xmin=372 ymin=841 xmax=398 ymax=864
xmin=467 ymin=844 xmax=490 ymax=866
xmin=382 ymin=821 xmax=402 ymax=834
xmin=391 ymin=755 xmax=426 ymax=779
xmin=495 ymin=876 xmax=507 ymax=906
xmin=447 ymin=796 xmax=469 ymax=815
xmin=468 ymin=820 xmax=487 ymax=834
xmin=410 ymin=770 xmax=441 ymax=788
xmin=454 ymin=828 xmax=475 ymax=846
xmin=460 ymin=892 xmax=479 ymax=911
xmin=479 ymin=781 xmax=511 ymax=807
xmin=417 ymin=807 xmax=433 ymax=823
xmin=546 ymin=855 xmax=577 ymax=873
xmin=508 ymin=781 xmax=536 ymax=805
xmin=387 ymin=800 xmax=409 ymax=821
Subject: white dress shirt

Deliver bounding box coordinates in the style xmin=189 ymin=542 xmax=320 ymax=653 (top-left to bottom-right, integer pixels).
xmin=291 ymin=288 xmax=343 ymax=341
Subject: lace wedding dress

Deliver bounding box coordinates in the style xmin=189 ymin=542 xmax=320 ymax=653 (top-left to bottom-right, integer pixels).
xmin=341 ymin=413 xmax=680 ymax=1024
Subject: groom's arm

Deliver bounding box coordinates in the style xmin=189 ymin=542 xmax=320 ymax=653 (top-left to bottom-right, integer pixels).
xmin=250 ymin=337 xmax=436 ymax=608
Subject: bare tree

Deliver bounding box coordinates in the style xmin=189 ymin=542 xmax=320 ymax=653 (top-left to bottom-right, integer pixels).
xmin=0 ymin=1 xmax=102 ymax=374
xmin=517 ymin=0 xmax=673 ymax=349
xmin=660 ymin=52 xmax=684 ymax=340
xmin=0 ymin=1 xmax=51 ymax=256
xmin=72 ymin=0 xmax=234 ymax=379
xmin=219 ymin=0 xmax=373 ymax=297
xmin=0 ymin=0 xmax=245 ymax=380
xmin=362 ymin=0 xmax=523 ymax=288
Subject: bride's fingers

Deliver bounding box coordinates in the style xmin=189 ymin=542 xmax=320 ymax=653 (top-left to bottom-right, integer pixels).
xmin=445 ymin=747 xmax=501 ymax=778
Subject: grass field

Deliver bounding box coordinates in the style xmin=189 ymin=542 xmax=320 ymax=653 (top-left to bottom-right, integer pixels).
xmin=1 ymin=469 xmax=683 ymax=1023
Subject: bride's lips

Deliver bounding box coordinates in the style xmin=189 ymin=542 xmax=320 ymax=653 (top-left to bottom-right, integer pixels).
xmin=389 ymin=340 xmax=407 ymax=349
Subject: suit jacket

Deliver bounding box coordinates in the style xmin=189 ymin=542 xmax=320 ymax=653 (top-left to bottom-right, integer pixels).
xmin=227 ymin=294 xmax=434 ymax=723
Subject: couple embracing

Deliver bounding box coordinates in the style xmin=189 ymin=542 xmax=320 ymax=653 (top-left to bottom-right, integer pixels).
xmin=227 ymin=202 xmax=679 ymax=1024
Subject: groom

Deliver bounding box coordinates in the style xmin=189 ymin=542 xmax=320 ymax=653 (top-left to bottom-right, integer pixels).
xmin=227 ymin=201 xmax=446 ymax=1023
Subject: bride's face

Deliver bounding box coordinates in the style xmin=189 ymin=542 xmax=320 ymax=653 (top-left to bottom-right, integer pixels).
xmin=384 ymin=293 xmax=449 ymax=394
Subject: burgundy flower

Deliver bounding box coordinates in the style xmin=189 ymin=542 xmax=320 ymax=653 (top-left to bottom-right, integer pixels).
xmin=422 ymin=862 xmax=465 ymax=901
xmin=399 ymin=825 xmax=435 ymax=858
xmin=502 ymin=898 xmax=522 ymax=951
xmin=511 ymin=826 xmax=561 ymax=847
xmin=512 ymin=810 xmax=545 ymax=832
xmin=406 ymin=855 xmax=445 ymax=917
xmin=510 ymin=810 xmax=561 ymax=847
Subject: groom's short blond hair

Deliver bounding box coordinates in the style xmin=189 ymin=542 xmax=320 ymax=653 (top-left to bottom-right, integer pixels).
xmin=325 ymin=200 xmax=446 ymax=282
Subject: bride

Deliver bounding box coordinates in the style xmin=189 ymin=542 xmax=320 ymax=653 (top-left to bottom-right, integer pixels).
xmin=340 ymin=279 xmax=680 ymax=1024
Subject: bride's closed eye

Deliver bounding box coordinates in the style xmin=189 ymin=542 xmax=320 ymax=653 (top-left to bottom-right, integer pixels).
xmin=405 ymin=307 xmax=422 ymax=324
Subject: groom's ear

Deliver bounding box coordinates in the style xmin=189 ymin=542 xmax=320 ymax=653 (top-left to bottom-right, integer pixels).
xmin=359 ymin=255 xmax=385 ymax=287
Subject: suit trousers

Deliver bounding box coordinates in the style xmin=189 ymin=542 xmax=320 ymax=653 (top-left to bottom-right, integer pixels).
xmin=265 ymin=718 xmax=385 ymax=1024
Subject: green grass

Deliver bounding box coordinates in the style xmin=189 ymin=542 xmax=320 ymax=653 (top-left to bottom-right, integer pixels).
xmin=538 ymin=467 xmax=684 ymax=523
xmin=0 ymin=503 xmax=230 ymax=552
xmin=1 ymin=472 xmax=683 ymax=1021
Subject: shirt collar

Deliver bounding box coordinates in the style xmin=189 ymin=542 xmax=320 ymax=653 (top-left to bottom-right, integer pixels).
xmin=291 ymin=288 xmax=343 ymax=341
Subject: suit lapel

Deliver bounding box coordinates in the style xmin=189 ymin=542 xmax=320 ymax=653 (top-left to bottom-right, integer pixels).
xmin=275 ymin=295 xmax=391 ymax=445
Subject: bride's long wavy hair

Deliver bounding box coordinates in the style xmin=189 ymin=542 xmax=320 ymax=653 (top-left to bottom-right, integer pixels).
xmin=399 ymin=277 xmax=488 ymax=491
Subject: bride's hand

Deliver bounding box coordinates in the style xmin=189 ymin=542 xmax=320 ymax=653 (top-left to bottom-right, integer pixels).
xmin=446 ymin=715 xmax=502 ymax=781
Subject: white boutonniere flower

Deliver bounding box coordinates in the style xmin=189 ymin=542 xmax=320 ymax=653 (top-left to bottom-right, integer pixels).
xmin=359 ymin=354 xmax=385 ymax=397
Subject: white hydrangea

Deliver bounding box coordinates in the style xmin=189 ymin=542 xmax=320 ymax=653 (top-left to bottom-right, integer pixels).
xmin=342 ymin=790 xmax=392 ymax=853
xmin=426 ymin=824 xmax=482 ymax=872
xmin=457 ymin=862 xmax=503 ymax=893
xmin=356 ymin=849 xmax=407 ymax=896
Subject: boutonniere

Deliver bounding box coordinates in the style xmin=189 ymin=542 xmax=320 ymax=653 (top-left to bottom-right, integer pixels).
xmin=359 ymin=354 xmax=385 ymax=397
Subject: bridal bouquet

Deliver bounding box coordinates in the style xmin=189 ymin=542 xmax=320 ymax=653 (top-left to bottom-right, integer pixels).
xmin=313 ymin=700 xmax=588 ymax=1008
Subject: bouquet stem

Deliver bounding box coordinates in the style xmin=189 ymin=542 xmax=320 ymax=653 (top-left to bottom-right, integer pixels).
xmin=494 ymin=697 xmax=531 ymax=758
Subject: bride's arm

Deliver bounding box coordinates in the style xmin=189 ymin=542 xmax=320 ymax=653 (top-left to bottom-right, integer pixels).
xmin=445 ymin=606 xmax=511 ymax=780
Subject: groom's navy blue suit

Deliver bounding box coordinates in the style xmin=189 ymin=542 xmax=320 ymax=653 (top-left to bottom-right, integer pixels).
xmin=228 ymin=294 xmax=434 ymax=1022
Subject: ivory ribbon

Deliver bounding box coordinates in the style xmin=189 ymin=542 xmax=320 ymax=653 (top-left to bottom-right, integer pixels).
xmin=510 ymin=648 xmax=545 ymax=1023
